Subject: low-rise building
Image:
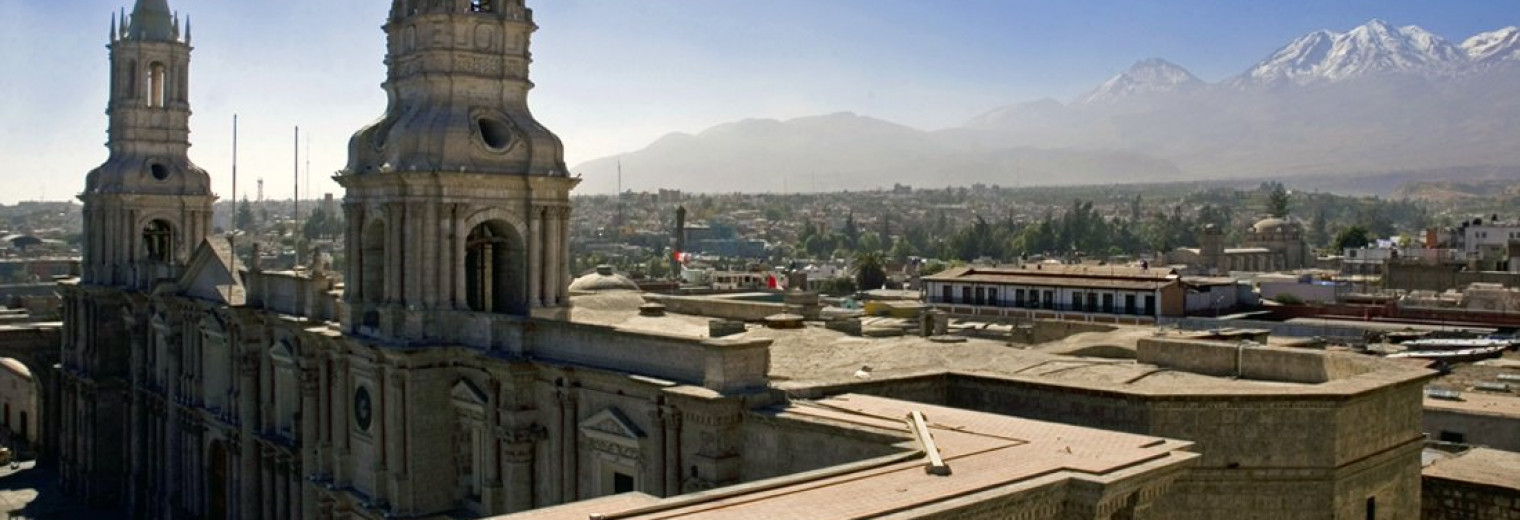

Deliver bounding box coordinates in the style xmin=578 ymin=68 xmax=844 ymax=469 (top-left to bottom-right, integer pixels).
xmin=925 ymin=264 xmax=1183 ymax=322
xmin=1423 ymin=390 xmax=1520 ymax=452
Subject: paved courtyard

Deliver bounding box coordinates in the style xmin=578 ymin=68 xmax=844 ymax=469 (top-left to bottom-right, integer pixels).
xmin=0 ymin=462 xmax=125 ymax=520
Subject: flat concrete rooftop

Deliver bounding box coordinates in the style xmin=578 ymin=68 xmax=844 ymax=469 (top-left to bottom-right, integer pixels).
xmin=1424 ymin=391 xmax=1520 ymax=419
xmin=1423 ymin=448 xmax=1520 ymax=492
xmin=570 ymin=293 xmax=1434 ymax=398
xmin=495 ymin=393 xmax=1196 ymax=520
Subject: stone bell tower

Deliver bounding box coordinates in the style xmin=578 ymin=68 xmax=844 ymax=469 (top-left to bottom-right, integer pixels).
xmin=340 ymin=0 xmax=579 ymax=342
xmin=82 ymin=0 xmax=214 ymax=289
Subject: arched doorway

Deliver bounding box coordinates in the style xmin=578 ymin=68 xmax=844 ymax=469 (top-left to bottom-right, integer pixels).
xmin=465 ymin=221 xmax=525 ymax=315
xmin=207 ymin=440 xmax=228 ymax=520
xmin=142 ymin=219 xmax=174 ymax=263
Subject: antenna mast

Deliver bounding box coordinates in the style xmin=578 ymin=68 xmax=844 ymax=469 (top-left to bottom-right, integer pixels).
xmin=231 ymin=114 xmax=238 ymax=235
xmin=293 ymin=126 xmax=301 ymax=267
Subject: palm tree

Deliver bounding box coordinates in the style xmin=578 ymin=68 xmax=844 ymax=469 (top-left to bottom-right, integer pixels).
xmin=853 ymin=251 xmax=887 ymax=291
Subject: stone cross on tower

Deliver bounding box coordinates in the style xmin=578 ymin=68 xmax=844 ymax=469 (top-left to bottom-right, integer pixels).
xmin=339 ymin=0 xmax=580 ymax=342
xmin=82 ymin=0 xmax=214 ymax=288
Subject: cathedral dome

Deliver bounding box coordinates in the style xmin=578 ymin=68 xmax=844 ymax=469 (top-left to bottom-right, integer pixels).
xmin=1251 ymin=218 xmax=1301 ymax=234
xmin=569 ymin=265 xmax=640 ymax=295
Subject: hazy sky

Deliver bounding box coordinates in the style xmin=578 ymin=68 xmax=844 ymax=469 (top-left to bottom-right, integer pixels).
xmin=0 ymin=1 xmax=1513 ymax=204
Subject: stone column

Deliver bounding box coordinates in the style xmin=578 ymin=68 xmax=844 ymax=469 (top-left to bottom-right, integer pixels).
xmin=384 ymin=370 xmax=408 ymax=510
xmin=502 ymin=438 xmax=536 ymax=513
xmin=301 ymin=370 xmax=320 ymax=520
xmin=371 ymin=364 xmax=390 ymax=506
xmin=429 ymin=203 xmax=447 ymax=309
xmin=405 ymin=202 xmax=423 ymax=307
xmin=240 ymin=357 xmax=262 ymax=520
xmin=384 ymin=203 xmax=402 ymax=304
xmin=528 ymin=207 xmax=542 ymax=307
xmin=646 ymin=407 xmax=667 ymax=497
xmin=544 ymin=208 xmax=562 ymax=306
xmin=454 ymin=204 xmax=472 ymax=311
xmin=261 ymin=451 xmax=274 ymax=520
xmin=662 ymin=405 xmax=681 ymax=497
xmin=343 ymin=204 xmax=362 ymax=304
xmin=557 ymin=208 xmax=571 ymax=305
xmin=557 ymin=389 xmax=578 ymax=503
xmin=481 ymin=380 xmax=505 ymax=515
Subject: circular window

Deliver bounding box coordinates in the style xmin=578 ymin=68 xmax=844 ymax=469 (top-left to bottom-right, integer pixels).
xmin=149 ymin=163 xmax=170 ymax=180
xmin=477 ymin=117 xmax=513 ymax=151
xmin=354 ymin=386 xmax=373 ymax=432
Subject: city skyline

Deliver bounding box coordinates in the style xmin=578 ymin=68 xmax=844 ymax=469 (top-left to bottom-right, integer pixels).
xmin=0 ymin=0 xmax=1515 ymax=204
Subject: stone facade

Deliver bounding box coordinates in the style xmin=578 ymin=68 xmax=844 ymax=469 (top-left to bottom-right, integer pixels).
xmin=1169 ymin=219 xmax=1311 ymax=274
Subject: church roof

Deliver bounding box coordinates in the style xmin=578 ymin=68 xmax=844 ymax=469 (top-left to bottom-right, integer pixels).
xmin=568 ymin=265 xmax=640 ymax=294
xmin=1251 ymin=217 xmax=1301 ymax=234
xmin=127 ymin=0 xmax=176 ymax=42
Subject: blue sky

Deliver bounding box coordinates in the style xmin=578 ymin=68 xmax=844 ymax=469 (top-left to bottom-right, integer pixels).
xmin=0 ymin=0 xmax=1513 ymax=203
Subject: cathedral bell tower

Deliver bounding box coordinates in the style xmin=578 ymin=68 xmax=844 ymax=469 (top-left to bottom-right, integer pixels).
xmin=82 ymin=0 xmax=214 ymax=288
xmin=340 ymin=0 xmax=579 ymax=342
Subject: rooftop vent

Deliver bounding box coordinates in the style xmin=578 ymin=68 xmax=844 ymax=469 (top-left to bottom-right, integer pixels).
xmin=1473 ymin=382 xmax=1511 ymax=393
xmin=1427 ymin=388 xmax=1463 ymax=401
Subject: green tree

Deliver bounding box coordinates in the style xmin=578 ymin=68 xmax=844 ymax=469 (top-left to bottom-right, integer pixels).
xmin=1331 ymin=226 xmax=1371 ymax=251
xmin=1308 ymin=210 xmax=1329 ymax=249
xmin=856 ymin=231 xmax=884 ymax=254
xmin=303 ymin=209 xmax=329 ymax=240
xmin=853 ymin=251 xmax=887 ymax=291
xmin=235 ymin=197 xmax=256 ymax=231
xmin=1266 ymin=182 xmax=1290 ymax=218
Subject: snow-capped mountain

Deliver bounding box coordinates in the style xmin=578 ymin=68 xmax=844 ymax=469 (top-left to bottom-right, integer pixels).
xmin=1463 ymin=26 xmax=1520 ymax=64
xmin=575 ymin=20 xmax=1520 ymax=193
xmin=1235 ymin=19 xmax=1467 ymax=87
xmin=1074 ymin=58 xmax=1205 ymax=105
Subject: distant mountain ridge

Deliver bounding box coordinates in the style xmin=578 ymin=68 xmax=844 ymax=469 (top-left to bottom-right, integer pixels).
xmin=572 ymin=20 xmax=1520 ymax=194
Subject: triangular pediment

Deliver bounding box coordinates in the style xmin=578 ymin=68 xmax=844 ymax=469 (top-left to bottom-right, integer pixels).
xmin=451 ymin=379 xmax=488 ymax=406
xmin=269 ymin=340 xmax=295 ymax=364
xmin=178 ymin=236 xmax=246 ymax=305
xmin=580 ymin=408 xmax=643 ymax=444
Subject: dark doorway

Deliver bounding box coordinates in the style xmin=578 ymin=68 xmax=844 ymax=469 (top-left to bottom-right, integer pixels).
xmin=613 ymin=472 xmax=635 ymax=494
xmin=208 ymin=440 xmax=228 ymax=520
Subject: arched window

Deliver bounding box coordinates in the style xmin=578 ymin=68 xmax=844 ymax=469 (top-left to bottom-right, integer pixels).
xmin=466 ymin=221 xmax=524 ymax=315
xmin=361 ymin=221 xmax=386 ymax=304
xmin=470 ymin=0 xmax=494 ymax=13
xmin=147 ymin=62 xmax=167 ymax=107
xmin=143 ymin=219 xmax=174 ymax=263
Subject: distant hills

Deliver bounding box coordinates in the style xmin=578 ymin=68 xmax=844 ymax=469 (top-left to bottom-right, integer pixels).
xmin=572 ymin=21 xmax=1520 ymax=194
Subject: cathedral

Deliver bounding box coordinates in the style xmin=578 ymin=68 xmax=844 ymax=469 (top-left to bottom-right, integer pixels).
xmin=53 ymin=1 xmax=1434 ymax=520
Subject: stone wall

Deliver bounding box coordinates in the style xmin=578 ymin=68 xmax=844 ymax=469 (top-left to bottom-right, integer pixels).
xmin=1423 ymin=475 xmax=1520 ymax=520
xmin=1423 ymin=407 xmax=1520 ymax=452
xmin=1011 ymin=320 xmax=1117 ymax=345
xmin=644 ymin=294 xmax=785 ymax=322
xmin=1136 ymin=338 xmax=1374 ymax=384
xmin=1386 ymin=263 xmax=1520 ymax=292
xmin=737 ymin=412 xmax=906 ymax=482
